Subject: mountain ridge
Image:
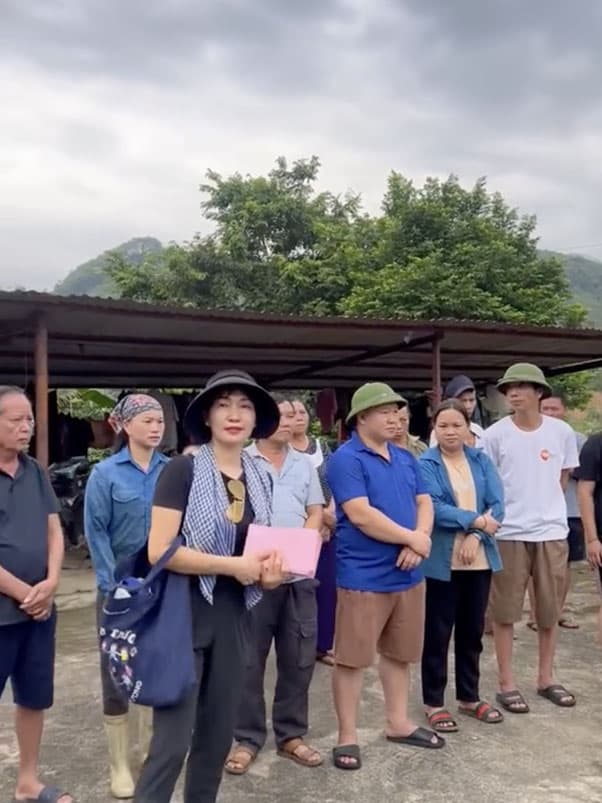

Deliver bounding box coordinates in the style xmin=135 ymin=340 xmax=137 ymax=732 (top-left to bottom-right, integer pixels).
xmin=53 ymin=239 xmax=602 ymax=326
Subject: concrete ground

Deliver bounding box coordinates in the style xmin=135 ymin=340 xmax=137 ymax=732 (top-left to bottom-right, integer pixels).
xmin=1 ymin=564 xmax=601 ymax=803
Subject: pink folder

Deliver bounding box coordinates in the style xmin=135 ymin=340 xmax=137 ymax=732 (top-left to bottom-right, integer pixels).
xmin=244 ymin=524 xmax=322 ymax=579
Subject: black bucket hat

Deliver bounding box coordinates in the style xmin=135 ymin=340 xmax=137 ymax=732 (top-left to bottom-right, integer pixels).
xmin=184 ymin=370 xmax=280 ymax=444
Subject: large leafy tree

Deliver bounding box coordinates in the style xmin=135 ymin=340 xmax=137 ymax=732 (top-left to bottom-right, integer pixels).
xmin=106 ymin=158 xmax=589 ymax=403
xmin=108 ymin=158 xmax=584 ymax=326
xmin=342 ymin=174 xmax=584 ymax=326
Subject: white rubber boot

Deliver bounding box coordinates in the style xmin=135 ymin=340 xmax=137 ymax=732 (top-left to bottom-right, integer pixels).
xmin=135 ymin=704 xmax=153 ymax=765
xmin=104 ymin=714 xmax=135 ymax=799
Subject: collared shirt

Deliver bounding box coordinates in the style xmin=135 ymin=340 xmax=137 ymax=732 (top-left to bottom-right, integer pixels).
xmin=0 ymin=453 xmax=59 ymax=625
xmin=327 ymin=433 xmax=427 ymax=592
xmin=246 ymin=443 xmax=325 ymax=584
xmin=246 ymin=443 xmax=324 ymax=527
xmin=84 ymin=447 xmax=169 ymax=592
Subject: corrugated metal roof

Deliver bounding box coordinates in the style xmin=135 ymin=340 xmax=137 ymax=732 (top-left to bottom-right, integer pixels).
xmin=0 ymin=290 xmax=600 ymax=389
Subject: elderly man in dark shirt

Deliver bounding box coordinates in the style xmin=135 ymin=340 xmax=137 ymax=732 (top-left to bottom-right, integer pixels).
xmin=0 ymin=386 xmax=72 ymax=803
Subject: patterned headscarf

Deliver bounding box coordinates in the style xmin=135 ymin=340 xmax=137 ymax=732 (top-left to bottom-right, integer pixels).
xmin=108 ymin=393 xmax=162 ymax=434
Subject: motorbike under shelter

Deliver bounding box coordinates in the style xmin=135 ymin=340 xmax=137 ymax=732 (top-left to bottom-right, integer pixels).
xmin=1 ymin=289 xmax=601 ymax=468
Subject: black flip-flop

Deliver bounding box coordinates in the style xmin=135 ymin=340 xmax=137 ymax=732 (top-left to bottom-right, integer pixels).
xmin=537 ymin=684 xmax=576 ymax=708
xmin=332 ymin=744 xmax=361 ymax=770
xmin=386 ymin=727 xmax=445 ymax=749
xmin=496 ymin=690 xmax=530 ymax=714
xmin=14 ymin=787 xmax=72 ymax=802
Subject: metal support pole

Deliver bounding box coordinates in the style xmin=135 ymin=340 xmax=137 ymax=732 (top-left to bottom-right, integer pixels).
xmin=34 ymin=317 xmax=49 ymax=468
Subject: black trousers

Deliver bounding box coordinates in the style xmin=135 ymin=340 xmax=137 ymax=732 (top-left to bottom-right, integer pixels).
xmin=134 ymin=580 xmax=247 ymax=803
xmin=234 ymin=580 xmax=317 ymax=751
xmin=421 ymin=570 xmax=492 ymax=708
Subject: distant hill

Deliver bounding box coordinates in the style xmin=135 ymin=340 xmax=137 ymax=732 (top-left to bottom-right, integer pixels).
xmin=54 ymin=237 xmax=164 ymax=297
xmin=54 ymin=238 xmax=602 ymax=328
xmin=540 ymin=250 xmax=602 ymax=327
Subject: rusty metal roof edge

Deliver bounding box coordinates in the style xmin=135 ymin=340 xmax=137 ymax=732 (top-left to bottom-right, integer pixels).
xmin=1 ymin=289 xmax=602 ymax=339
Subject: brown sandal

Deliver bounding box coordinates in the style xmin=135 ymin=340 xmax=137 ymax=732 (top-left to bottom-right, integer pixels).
xmin=277 ymin=738 xmax=323 ymax=767
xmin=224 ymin=745 xmax=257 ymax=775
xmin=459 ymin=701 xmax=504 ymax=723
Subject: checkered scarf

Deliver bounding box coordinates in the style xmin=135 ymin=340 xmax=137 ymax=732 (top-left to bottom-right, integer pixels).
xmin=181 ymin=444 xmax=272 ymax=609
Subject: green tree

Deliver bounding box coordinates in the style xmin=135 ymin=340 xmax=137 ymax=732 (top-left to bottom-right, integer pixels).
xmin=342 ymin=175 xmax=586 ymax=326
xmin=106 ymin=159 xmax=590 ymax=406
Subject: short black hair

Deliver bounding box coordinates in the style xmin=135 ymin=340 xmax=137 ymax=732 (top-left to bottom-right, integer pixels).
xmin=546 ymin=388 xmax=567 ymax=405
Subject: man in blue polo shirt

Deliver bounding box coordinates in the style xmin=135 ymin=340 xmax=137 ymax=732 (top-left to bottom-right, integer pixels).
xmin=327 ymin=382 xmax=441 ymax=771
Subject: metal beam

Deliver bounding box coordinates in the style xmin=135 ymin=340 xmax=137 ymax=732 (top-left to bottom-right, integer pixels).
xmin=546 ymin=358 xmax=602 ymax=376
xmin=272 ymin=332 xmax=439 ymax=383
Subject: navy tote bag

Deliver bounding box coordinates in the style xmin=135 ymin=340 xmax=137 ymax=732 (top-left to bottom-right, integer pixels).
xmin=99 ymin=536 xmax=196 ymax=708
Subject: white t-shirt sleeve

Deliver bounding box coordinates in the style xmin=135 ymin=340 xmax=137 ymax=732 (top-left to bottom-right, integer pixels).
xmin=481 ymin=426 xmax=499 ymax=466
xmin=562 ymin=424 xmax=580 ymax=470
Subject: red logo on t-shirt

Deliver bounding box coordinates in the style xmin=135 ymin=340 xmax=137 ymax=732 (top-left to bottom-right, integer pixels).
xmin=540 ymin=449 xmax=550 ymax=461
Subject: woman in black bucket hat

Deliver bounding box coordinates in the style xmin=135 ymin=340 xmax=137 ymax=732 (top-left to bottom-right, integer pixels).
xmin=134 ymin=370 xmax=286 ymax=803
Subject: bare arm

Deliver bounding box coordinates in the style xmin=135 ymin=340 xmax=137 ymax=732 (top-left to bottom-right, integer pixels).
xmin=304 ymin=504 xmax=323 ymax=532
xmin=147 ymin=506 xmax=240 ymax=577
xmin=46 ymin=513 xmax=65 ymax=589
xmin=415 ymin=494 xmax=434 ymax=536
xmin=341 ymin=497 xmax=416 ymax=545
xmin=323 ymin=499 xmax=336 ymax=531
xmin=578 ymin=481 xmax=598 ymax=545
xmin=560 ymin=469 xmax=571 ymax=493
xmin=20 ymin=514 xmax=65 ymax=617
xmin=0 ymin=566 xmax=31 ymax=604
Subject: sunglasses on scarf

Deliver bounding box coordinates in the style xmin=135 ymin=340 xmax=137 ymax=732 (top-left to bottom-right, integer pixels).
xmin=225 ymin=478 xmax=246 ymax=524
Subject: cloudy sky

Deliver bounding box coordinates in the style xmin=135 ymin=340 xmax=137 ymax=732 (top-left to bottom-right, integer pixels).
xmin=2 ymin=0 xmax=602 ymax=290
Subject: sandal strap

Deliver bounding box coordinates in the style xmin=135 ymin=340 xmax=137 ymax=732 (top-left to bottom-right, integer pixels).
xmin=429 ymin=710 xmax=454 ymax=723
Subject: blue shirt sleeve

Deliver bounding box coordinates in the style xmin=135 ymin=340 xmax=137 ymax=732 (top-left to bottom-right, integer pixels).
xmin=327 ymin=448 xmax=368 ymax=506
xmin=409 ymin=454 xmax=428 ymax=495
xmin=418 ymin=456 xmax=477 ymax=532
xmin=84 ymin=465 xmax=117 ymax=593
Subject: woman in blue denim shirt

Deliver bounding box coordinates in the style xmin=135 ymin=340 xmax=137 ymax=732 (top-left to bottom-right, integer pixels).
xmin=84 ymin=394 xmax=167 ymax=800
xmin=419 ymin=400 xmax=505 ymax=734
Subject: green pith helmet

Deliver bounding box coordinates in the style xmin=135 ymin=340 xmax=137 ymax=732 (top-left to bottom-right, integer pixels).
xmin=497 ymin=363 xmax=551 ymax=396
xmin=346 ymin=382 xmax=406 ymax=424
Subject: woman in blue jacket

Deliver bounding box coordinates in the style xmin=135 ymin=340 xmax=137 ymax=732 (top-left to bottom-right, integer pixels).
xmin=419 ymin=399 xmax=505 ymax=733
xmin=84 ymin=394 xmax=167 ymax=800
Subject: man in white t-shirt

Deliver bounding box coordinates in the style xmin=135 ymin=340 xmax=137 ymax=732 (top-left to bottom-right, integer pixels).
xmin=482 ymin=363 xmax=579 ymax=715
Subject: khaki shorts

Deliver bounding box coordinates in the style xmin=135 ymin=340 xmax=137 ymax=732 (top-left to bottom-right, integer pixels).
xmin=334 ymin=582 xmax=425 ymax=669
xmin=490 ymin=539 xmax=568 ymax=630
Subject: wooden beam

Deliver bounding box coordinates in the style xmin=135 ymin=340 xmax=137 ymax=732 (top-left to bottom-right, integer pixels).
xmin=34 ymin=317 xmax=49 ymax=468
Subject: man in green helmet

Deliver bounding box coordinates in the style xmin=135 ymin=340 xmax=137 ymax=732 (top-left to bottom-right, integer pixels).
xmin=327 ymin=383 xmax=439 ymax=770
xmin=482 ymin=363 xmax=579 ymax=715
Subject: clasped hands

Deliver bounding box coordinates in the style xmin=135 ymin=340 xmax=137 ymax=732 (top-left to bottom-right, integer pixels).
xmin=396 ymin=528 xmax=432 ymax=571
xmin=20 ymin=579 xmax=57 ymax=621
xmin=232 ymin=551 xmax=287 ymax=590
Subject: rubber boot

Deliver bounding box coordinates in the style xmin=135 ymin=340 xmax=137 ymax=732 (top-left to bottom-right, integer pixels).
xmin=104 ymin=714 xmax=135 ymax=799
xmin=135 ymin=705 xmax=153 ymax=765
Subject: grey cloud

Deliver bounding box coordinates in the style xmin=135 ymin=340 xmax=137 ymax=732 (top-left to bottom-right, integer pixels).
xmin=2 ymin=0 xmax=602 ymax=289
xmin=1 ymin=0 xmax=350 ymax=89
xmin=397 ymin=0 xmax=602 ymax=127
